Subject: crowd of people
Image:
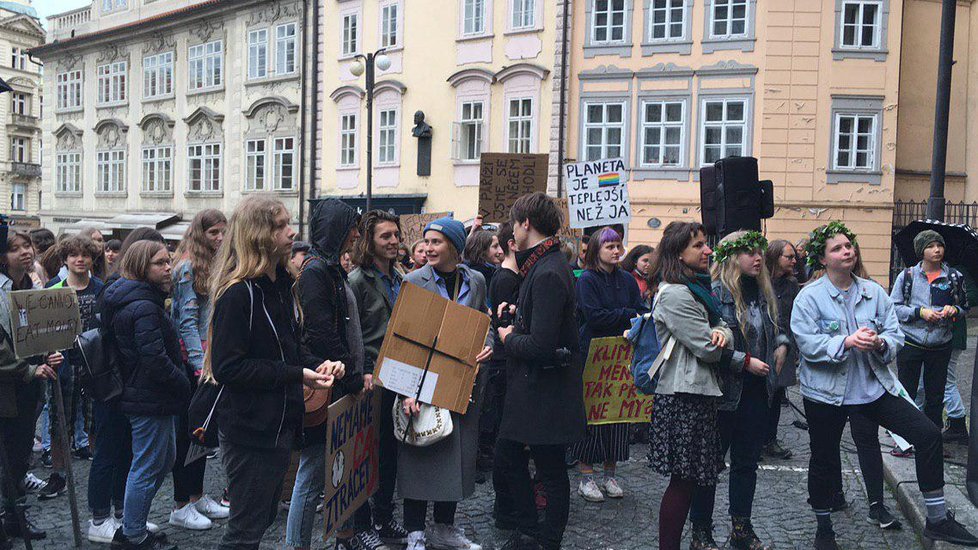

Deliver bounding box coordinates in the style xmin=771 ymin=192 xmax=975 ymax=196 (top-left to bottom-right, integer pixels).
xmin=0 ymin=191 xmax=977 ymax=550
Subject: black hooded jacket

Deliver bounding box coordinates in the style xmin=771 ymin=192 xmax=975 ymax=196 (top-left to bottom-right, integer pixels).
xmin=101 ymin=278 xmax=191 ymax=416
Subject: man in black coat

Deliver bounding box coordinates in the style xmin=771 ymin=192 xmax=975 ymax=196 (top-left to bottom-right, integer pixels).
xmin=495 ymin=193 xmax=586 ymax=550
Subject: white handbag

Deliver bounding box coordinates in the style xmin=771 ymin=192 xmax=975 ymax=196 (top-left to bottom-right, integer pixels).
xmin=392 ymin=397 xmax=454 ymax=447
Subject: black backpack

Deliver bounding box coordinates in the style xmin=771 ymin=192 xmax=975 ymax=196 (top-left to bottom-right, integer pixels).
xmin=74 ymin=325 xmax=124 ymax=402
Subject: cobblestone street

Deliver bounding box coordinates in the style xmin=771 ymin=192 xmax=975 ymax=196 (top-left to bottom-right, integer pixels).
xmin=21 ymin=386 xmax=926 ymax=550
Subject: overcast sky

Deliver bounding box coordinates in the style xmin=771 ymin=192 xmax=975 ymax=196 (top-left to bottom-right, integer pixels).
xmin=33 ymin=0 xmax=92 ymax=26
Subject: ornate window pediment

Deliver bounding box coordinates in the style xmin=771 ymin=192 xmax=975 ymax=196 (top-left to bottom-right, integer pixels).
xmin=183 ymin=107 xmax=225 ymax=142
xmin=94 ymin=119 xmax=129 ymax=149
xmin=54 ymin=123 xmax=83 ymax=151
xmin=139 ymin=113 xmax=175 ymax=146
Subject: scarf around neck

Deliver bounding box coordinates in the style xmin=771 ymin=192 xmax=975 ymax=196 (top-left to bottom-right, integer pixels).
xmin=684 ymin=272 xmax=721 ymax=325
xmin=517 ymin=237 xmax=561 ymax=277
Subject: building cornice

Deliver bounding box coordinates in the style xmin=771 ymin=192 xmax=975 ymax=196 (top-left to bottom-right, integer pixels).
xmin=447 ymin=68 xmax=496 ymax=87
xmin=243 ymin=96 xmax=300 ymax=116
xmin=496 ymin=63 xmax=550 ymax=83
xmin=330 ymin=85 xmax=365 ymax=102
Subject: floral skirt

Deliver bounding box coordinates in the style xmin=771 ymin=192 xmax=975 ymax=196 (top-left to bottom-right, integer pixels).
xmin=647 ymin=393 xmax=723 ymax=487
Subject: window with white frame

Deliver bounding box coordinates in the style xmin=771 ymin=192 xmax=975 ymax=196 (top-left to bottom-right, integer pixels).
xmin=245 ymin=138 xmax=296 ymax=190
xmin=583 ymin=101 xmax=625 ymax=161
xmin=57 ymin=71 xmax=83 ymax=110
xmin=592 ymin=0 xmax=627 ymax=44
xmin=378 ymin=109 xmax=397 ymax=165
xmin=650 ymin=0 xmax=686 ymax=41
xmin=833 ymin=113 xmax=877 ymax=171
xmin=381 ymin=4 xmax=400 ymax=48
xmin=141 ymin=146 xmax=172 ymax=192
xmin=97 ymin=61 xmax=127 ymax=104
xmin=273 ymin=137 xmax=296 ymax=190
xmin=342 ymin=14 xmax=360 ymax=56
xmin=511 ymin=0 xmax=535 ymax=30
xmin=10 ymin=137 xmax=28 ymax=163
xmin=10 ymin=183 xmax=24 ymax=211
xmin=840 ymin=1 xmax=882 ymax=49
xmin=710 ymin=0 xmax=749 ymax=39
xmin=246 ymin=139 xmax=266 ymax=190
xmin=189 ymin=40 xmax=223 ymax=90
xmin=56 ymin=152 xmax=81 ymax=193
xmin=11 ymin=93 xmax=28 ymax=116
xmin=275 ymin=23 xmax=298 ymax=75
xmin=455 ymin=101 xmax=484 ymax=161
xmin=188 ymin=143 xmax=221 ymax=191
xmin=10 ymin=47 xmax=26 ymax=71
xmin=641 ymin=100 xmax=684 ymax=166
xmin=340 ymin=114 xmax=358 ymax=167
xmin=463 ymin=0 xmax=487 ymax=36
xmin=96 ymin=150 xmax=126 ymax=193
xmin=701 ymin=98 xmax=747 ymax=165
xmin=248 ymin=29 xmax=268 ymax=79
xmin=102 ymin=0 xmax=126 ymax=13
xmin=507 ymin=98 xmax=533 ymax=153
xmin=143 ymin=52 xmax=173 ymax=98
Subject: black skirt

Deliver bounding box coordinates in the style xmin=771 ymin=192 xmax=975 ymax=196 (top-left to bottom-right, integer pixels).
xmin=647 ymin=393 xmax=723 ymax=487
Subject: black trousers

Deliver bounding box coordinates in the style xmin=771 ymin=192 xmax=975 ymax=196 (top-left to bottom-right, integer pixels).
xmin=478 ymin=366 xmax=507 ymax=456
xmin=897 ymin=343 xmax=952 ymax=429
xmin=218 ymin=431 xmax=294 ymax=550
xmin=371 ymin=388 xmax=398 ymax=524
xmin=849 ymin=412 xmax=885 ymax=504
xmin=766 ymin=388 xmax=785 ymax=444
xmin=403 ymin=499 xmax=457 ymax=533
xmin=804 ymin=393 xmax=943 ymax=511
xmin=172 ymin=410 xmax=206 ymax=503
xmin=0 ymin=381 xmax=42 ymax=508
xmin=494 ymin=439 xmax=568 ymax=550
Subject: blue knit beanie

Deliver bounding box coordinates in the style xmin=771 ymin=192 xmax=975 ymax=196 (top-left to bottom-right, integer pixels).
xmin=424 ymin=217 xmax=466 ymax=256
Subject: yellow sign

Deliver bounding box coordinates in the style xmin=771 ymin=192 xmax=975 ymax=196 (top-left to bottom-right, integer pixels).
xmin=582 ymin=336 xmax=654 ymax=425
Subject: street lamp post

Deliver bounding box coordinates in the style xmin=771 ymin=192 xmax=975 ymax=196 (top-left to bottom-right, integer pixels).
xmin=350 ymin=49 xmax=391 ymax=213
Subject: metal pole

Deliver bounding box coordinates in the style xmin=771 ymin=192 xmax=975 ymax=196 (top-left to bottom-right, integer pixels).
xmin=967 ymin=330 xmax=978 ymax=506
xmin=928 ymin=0 xmax=957 ymax=221
xmin=0 ymin=426 xmax=32 ymax=550
xmin=365 ymin=53 xmax=375 ymax=213
xmin=51 ymin=377 xmax=82 ymax=547
xmin=556 ymin=0 xmax=570 ymax=198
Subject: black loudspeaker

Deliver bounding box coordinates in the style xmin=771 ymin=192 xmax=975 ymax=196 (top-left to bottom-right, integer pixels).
xmin=698 ymin=156 xmax=774 ymax=237
xmin=699 ymin=166 xmax=719 ymax=236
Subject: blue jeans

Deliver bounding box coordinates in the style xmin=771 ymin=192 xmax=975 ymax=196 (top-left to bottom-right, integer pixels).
xmin=916 ymin=348 xmax=967 ymax=420
xmin=286 ymin=444 xmax=371 ymax=547
xmin=88 ymin=402 xmax=132 ymax=519
xmin=123 ymin=415 xmax=176 ymax=540
xmin=41 ymin=364 xmax=88 ymax=451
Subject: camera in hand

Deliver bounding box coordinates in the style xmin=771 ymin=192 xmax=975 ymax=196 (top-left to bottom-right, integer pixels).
xmin=497 ymin=308 xmax=514 ymax=329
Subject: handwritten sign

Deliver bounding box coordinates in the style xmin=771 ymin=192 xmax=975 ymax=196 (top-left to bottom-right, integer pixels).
xmin=564 ymin=158 xmax=631 ymax=229
xmin=322 ymin=391 xmax=381 ymax=541
xmin=582 ymin=336 xmax=653 ymax=425
xmin=8 ymin=288 xmax=81 ymax=359
xmin=555 ymin=198 xmax=584 ymax=244
xmin=478 ymin=153 xmax=549 ymax=223
xmin=400 ymin=212 xmax=452 ymax=248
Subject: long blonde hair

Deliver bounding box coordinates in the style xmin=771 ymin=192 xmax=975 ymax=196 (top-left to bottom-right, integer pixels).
xmin=710 ymin=231 xmax=780 ymax=337
xmin=202 ymin=195 xmax=293 ymax=383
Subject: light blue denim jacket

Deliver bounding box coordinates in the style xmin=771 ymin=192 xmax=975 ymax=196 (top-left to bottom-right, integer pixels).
xmin=890 ymin=263 xmax=968 ymax=348
xmin=790 ymin=275 xmax=905 ymax=406
xmin=170 ymin=261 xmax=209 ymax=375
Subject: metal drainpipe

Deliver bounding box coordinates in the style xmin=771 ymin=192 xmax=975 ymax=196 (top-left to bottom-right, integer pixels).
xmin=556 ymin=0 xmax=570 ymax=198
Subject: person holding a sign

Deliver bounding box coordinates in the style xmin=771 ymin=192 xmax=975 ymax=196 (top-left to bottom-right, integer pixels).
xmin=0 ymin=229 xmax=63 ymax=542
xmin=571 ymin=226 xmax=645 ymax=502
xmin=207 ymin=196 xmax=342 ymax=550
xmin=399 ymin=216 xmax=492 ymax=550
xmin=791 ymin=222 xmax=978 ymax=549
xmin=688 ymin=231 xmax=787 ymax=550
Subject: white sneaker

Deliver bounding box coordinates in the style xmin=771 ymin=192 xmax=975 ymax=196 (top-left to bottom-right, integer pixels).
xmin=86 ymin=519 xmax=117 ymax=544
xmin=195 ymin=494 xmax=230 ymax=520
xmin=425 ymin=523 xmax=482 ymax=550
xmin=23 ymin=472 xmax=46 ymax=493
xmin=145 ymin=520 xmax=160 ymax=533
xmin=602 ymin=476 xmax=624 ymax=498
xmin=578 ymin=478 xmax=605 ymax=502
xmin=407 ymin=531 xmax=426 ymax=550
xmin=169 ymin=502 xmax=213 ymax=530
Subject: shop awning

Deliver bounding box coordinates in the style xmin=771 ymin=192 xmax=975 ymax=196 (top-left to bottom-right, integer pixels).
xmin=105 ymin=213 xmax=180 ymax=230
xmin=159 ymin=221 xmax=191 ymax=242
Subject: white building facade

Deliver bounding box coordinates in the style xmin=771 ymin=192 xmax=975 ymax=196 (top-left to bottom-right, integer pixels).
xmin=33 ymin=0 xmax=316 ymax=237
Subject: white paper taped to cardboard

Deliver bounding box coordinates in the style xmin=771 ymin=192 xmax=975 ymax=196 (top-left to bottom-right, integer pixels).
xmin=378 ymin=358 xmax=438 ymax=404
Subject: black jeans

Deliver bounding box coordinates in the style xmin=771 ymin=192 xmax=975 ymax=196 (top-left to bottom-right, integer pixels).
xmin=494 ymin=439 xmax=569 ymax=550
xmin=766 ymin=388 xmax=785 ymax=444
xmin=849 ymin=411 xmax=885 ymax=504
xmin=478 ymin=366 xmax=507 ymax=456
xmin=87 ymin=401 xmax=131 ymax=517
xmin=218 ymin=431 xmax=294 ymax=550
xmin=173 ymin=410 xmax=206 ymax=503
xmin=403 ymin=499 xmax=457 ymax=533
xmin=897 ymin=343 xmax=952 ymax=429
xmin=804 ymin=393 xmax=943 ymax=511
xmin=371 ymin=388 xmax=398 ymax=525
xmin=0 ymin=380 xmax=41 ymax=508
xmin=690 ymin=377 xmax=769 ymax=523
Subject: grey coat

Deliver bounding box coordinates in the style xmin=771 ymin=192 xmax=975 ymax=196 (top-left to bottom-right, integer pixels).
xmin=397 ymin=264 xmax=488 ymax=502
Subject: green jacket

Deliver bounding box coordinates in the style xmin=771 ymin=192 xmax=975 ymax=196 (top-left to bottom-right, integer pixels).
xmin=348 ymin=265 xmax=402 ymax=374
xmin=0 ymin=273 xmax=38 ymax=418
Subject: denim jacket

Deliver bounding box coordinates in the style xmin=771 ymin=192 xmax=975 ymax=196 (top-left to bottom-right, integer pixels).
xmin=170 ymin=261 xmax=209 ymax=375
xmin=890 ymin=263 xmax=968 ymax=348
xmin=791 ymin=275 xmax=904 ymax=406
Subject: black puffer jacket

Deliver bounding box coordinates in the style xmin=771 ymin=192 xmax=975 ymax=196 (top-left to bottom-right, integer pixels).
xmin=101 ymin=278 xmax=190 ymax=416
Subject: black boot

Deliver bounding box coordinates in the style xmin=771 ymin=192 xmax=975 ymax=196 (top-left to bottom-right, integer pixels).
xmin=814 ymin=531 xmax=840 ymax=550
xmin=730 ymin=516 xmax=771 ymax=550
xmin=2 ymin=505 xmax=46 ymax=540
xmin=944 ymin=417 xmax=969 ymax=444
xmin=689 ymin=523 xmax=720 ymax=550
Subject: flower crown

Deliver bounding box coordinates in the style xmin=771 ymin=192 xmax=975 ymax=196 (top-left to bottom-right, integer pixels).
xmin=712 ymin=231 xmax=768 ymax=264
xmin=805 ymin=221 xmax=858 ymax=269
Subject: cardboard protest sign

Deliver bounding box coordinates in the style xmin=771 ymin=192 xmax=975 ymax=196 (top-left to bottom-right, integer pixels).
xmin=375 ymin=283 xmax=490 ymax=414
xmin=322 ymin=391 xmax=382 ymax=541
xmin=400 ymin=212 xmax=452 ymax=248
xmin=564 ymin=158 xmax=632 ymax=229
xmin=478 ymin=153 xmax=549 ymax=223
xmin=8 ymin=288 xmax=81 ymax=359
xmin=582 ymin=336 xmax=654 ymax=425
xmin=555 ymin=198 xmax=584 ymax=243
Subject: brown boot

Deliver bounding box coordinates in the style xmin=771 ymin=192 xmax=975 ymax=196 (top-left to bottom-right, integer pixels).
xmin=730 ymin=516 xmax=771 ymax=550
